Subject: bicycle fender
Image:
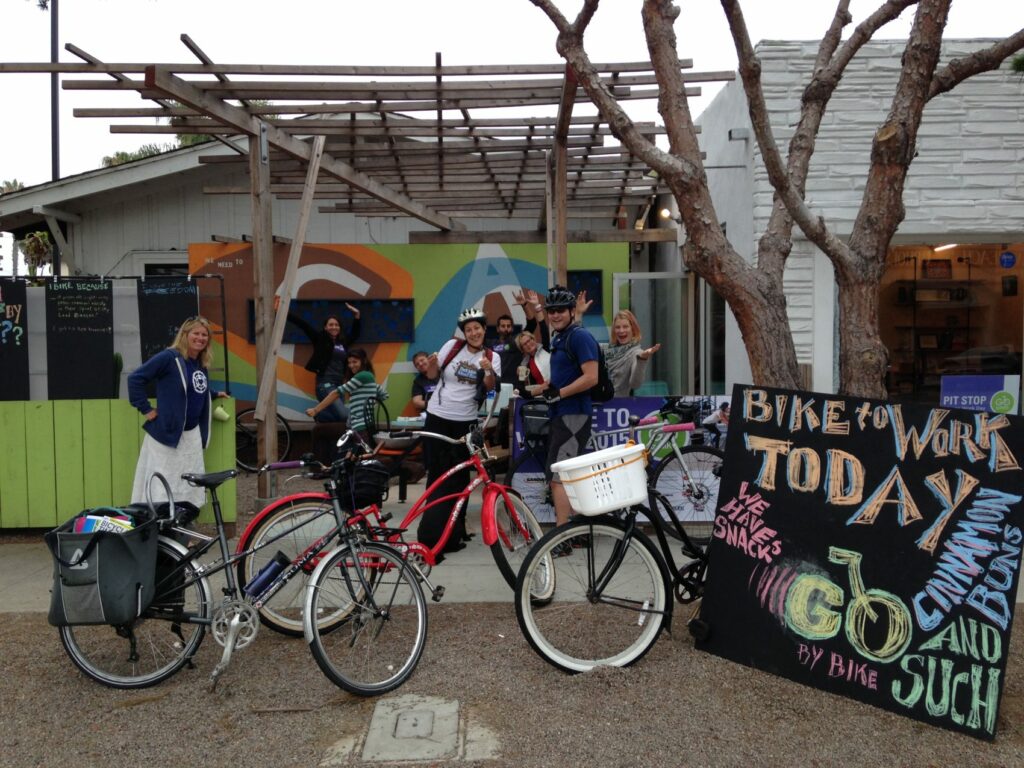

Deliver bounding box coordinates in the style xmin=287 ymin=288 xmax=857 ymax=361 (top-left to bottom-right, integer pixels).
xmin=480 ymin=484 xmax=516 ymax=547
xmin=235 ymin=492 xmax=330 ymax=553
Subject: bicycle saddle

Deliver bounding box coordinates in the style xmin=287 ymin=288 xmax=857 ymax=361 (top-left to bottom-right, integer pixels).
xmin=182 ymin=469 xmax=239 ymax=488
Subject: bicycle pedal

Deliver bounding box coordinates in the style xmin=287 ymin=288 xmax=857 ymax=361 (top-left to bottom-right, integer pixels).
xmin=432 ymin=585 xmax=446 ymax=602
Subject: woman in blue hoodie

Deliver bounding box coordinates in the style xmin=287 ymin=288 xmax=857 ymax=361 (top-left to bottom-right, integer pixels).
xmin=128 ymin=316 xmax=217 ymax=508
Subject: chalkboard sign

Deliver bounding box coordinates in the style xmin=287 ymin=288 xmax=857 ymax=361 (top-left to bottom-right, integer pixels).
xmin=45 ymin=279 xmax=115 ymax=400
xmin=137 ymin=278 xmax=199 ymax=362
xmin=0 ymin=279 xmax=29 ymax=400
xmin=696 ymin=384 xmax=1024 ymax=739
xmin=248 ymin=298 xmax=415 ymax=344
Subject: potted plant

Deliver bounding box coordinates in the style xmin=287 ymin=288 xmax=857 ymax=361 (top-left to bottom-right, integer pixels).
xmin=18 ymin=230 xmax=52 ymax=279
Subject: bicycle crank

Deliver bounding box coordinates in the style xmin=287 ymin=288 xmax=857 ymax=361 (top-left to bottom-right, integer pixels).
xmin=674 ymin=560 xmax=707 ymax=604
xmin=211 ymin=600 xmax=260 ymax=649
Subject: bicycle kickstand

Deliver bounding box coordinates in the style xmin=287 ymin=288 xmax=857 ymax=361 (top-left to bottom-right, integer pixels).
xmin=209 ymin=613 xmax=244 ymax=691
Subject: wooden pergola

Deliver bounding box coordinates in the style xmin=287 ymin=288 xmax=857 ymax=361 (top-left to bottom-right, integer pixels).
xmin=3 ymin=39 xmax=734 ymax=493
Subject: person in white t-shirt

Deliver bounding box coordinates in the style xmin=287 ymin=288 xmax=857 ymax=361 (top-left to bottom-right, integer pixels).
xmin=418 ymin=307 xmax=500 ymax=552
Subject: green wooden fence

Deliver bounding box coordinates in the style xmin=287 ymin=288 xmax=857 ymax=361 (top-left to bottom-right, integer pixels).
xmin=0 ymin=398 xmax=236 ymax=528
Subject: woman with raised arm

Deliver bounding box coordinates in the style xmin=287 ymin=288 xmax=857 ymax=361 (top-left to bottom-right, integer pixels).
xmin=288 ymin=303 xmax=361 ymax=423
xmin=305 ymin=348 xmax=387 ymax=441
xmin=606 ymin=309 xmax=661 ymax=398
xmin=418 ymin=307 xmax=500 ymax=552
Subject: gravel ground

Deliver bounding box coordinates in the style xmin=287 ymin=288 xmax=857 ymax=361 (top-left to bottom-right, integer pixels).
xmin=3 ymin=472 xmax=1022 ymax=767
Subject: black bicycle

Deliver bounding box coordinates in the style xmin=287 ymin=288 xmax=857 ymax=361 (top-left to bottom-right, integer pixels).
xmin=235 ymin=406 xmax=293 ymax=472
xmin=513 ymin=415 xmax=711 ymax=673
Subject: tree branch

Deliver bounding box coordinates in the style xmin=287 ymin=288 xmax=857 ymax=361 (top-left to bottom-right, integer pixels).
xmin=720 ymin=0 xmax=849 ymax=264
xmin=928 ymin=29 xmax=1024 ymax=100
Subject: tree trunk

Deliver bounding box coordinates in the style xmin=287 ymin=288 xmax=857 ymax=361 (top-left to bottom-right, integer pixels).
xmin=836 ymin=267 xmax=888 ymax=399
xmin=711 ymin=263 xmax=801 ymax=390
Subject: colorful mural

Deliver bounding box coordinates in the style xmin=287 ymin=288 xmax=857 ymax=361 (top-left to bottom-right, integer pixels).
xmin=189 ymin=242 xmax=627 ymax=419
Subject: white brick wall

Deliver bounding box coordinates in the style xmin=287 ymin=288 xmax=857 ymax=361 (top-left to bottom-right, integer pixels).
xmin=702 ymin=38 xmax=1024 ymax=393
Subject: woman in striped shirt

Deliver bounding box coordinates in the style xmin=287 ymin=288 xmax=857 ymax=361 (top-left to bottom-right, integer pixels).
xmin=306 ymin=348 xmax=387 ymax=437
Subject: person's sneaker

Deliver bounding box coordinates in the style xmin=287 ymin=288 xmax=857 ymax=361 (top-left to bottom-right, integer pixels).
xmin=551 ymin=540 xmax=573 ymax=557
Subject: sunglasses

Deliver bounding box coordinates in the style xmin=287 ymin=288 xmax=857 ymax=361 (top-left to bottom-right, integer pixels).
xmin=546 ymin=306 xmax=571 ymax=314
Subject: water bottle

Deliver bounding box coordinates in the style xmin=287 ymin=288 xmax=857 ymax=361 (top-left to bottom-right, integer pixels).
xmin=243 ymin=550 xmax=290 ymax=597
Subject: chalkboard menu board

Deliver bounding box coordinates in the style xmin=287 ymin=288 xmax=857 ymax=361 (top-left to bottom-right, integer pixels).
xmin=249 ymin=298 xmax=415 ymax=344
xmin=45 ymin=279 xmax=115 ymax=400
xmin=137 ymin=278 xmax=199 ymax=362
xmin=696 ymin=384 xmax=1024 ymax=739
xmin=0 ymin=279 xmax=29 ymax=400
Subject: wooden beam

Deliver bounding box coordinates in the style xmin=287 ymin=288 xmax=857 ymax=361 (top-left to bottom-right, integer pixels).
xmin=249 ymin=130 xmax=277 ymax=499
xmin=255 ymin=135 xmax=325 ymax=422
xmin=143 ymin=66 xmax=463 ymax=231
xmin=410 ymin=228 xmax=679 ymax=244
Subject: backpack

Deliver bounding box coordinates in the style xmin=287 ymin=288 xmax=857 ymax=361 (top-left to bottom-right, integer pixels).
xmin=563 ymin=326 xmax=615 ymax=403
xmin=439 ymin=339 xmax=494 ymax=371
xmin=437 ymin=339 xmax=495 ymax=406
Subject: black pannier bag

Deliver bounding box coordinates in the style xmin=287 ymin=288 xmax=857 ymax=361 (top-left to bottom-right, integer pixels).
xmin=45 ymin=506 xmax=159 ymax=626
xmin=343 ymin=459 xmax=390 ymax=510
xmin=521 ymin=401 xmax=551 ymax=440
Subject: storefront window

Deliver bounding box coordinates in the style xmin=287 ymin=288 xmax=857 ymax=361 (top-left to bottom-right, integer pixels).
xmin=879 ymin=243 xmax=1024 ymax=403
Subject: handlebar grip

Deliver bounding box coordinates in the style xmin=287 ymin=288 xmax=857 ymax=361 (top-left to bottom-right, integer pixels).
xmin=636 ymin=416 xmax=660 ymax=427
xmin=264 ymin=460 xmax=305 ymax=470
xmin=662 ymin=422 xmax=696 ymax=433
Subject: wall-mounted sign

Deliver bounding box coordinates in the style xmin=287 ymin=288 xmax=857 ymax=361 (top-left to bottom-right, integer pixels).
xmin=696 ymin=384 xmax=1024 ymax=739
xmin=940 ymin=375 xmax=1020 ymax=414
xmin=0 ymin=279 xmax=29 ymax=401
xmin=45 ymin=279 xmax=115 ymax=399
xmin=999 ymin=251 xmax=1016 ymax=269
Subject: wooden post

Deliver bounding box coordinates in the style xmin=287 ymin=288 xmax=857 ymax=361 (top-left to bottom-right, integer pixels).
xmin=254 ymin=135 xmax=326 ymax=422
xmin=249 ymin=126 xmax=277 ymax=501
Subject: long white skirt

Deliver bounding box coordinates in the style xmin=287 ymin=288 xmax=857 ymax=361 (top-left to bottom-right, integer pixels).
xmin=131 ymin=427 xmax=206 ymax=508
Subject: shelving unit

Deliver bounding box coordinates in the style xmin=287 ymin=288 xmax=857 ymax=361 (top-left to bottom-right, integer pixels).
xmin=886 ymin=278 xmax=982 ymax=397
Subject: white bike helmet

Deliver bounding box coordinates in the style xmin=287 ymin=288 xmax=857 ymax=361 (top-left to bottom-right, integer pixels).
xmin=457 ymin=307 xmax=487 ymax=330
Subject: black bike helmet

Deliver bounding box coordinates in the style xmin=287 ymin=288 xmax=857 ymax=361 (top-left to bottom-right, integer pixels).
xmin=457 ymin=307 xmax=487 ymax=330
xmin=544 ymin=285 xmax=576 ymax=310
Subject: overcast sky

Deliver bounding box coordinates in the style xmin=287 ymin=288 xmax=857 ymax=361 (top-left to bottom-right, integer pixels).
xmin=1 ymin=0 xmax=1020 ymax=268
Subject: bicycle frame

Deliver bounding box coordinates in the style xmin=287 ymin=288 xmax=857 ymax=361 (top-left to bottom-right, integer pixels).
xmin=391 ymin=447 xmax=521 ymax=567
xmin=568 ymin=484 xmax=710 ymax=632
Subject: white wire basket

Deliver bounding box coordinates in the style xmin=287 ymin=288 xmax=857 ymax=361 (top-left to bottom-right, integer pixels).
xmin=551 ymin=442 xmax=648 ymax=516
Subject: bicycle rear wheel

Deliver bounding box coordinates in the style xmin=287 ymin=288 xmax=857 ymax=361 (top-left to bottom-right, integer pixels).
xmin=488 ymin=488 xmax=553 ymax=600
xmin=59 ymin=537 xmax=210 ymax=689
xmin=515 ymin=519 xmax=668 ymax=674
xmin=650 ymin=445 xmax=724 ymax=545
xmin=236 ymin=407 xmax=292 ymax=472
xmin=238 ymin=497 xmax=344 ymax=636
xmin=306 ymin=541 xmax=427 ymax=695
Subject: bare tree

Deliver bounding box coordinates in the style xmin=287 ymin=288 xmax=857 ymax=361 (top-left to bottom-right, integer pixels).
xmin=530 ymin=0 xmax=1024 ymax=397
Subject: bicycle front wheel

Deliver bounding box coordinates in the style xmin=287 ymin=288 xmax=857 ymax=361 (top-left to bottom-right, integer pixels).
xmin=515 ymin=519 xmax=668 ymax=674
xmin=236 ymin=407 xmax=292 ymax=472
xmin=306 ymin=541 xmax=427 ymax=696
xmin=651 ymin=445 xmax=724 ymax=545
xmin=488 ymin=488 xmax=551 ymax=598
xmin=59 ymin=536 xmax=211 ymax=689
xmin=238 ymin=497 xmax=342 ymax=636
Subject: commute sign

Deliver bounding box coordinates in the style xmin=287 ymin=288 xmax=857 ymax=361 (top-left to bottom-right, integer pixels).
xmin=696 ymin=384 xmax=1024 ymax=739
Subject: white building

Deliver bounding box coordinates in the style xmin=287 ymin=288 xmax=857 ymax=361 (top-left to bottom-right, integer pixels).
xmin=698 ymin=39 xmax=1024 ymax=400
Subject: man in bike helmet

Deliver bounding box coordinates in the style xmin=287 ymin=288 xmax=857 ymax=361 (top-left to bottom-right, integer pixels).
xmin=541 ymin=285 xmax=599 ymax=530
xmin=418 ymin=306 xmax=499 ymax=552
